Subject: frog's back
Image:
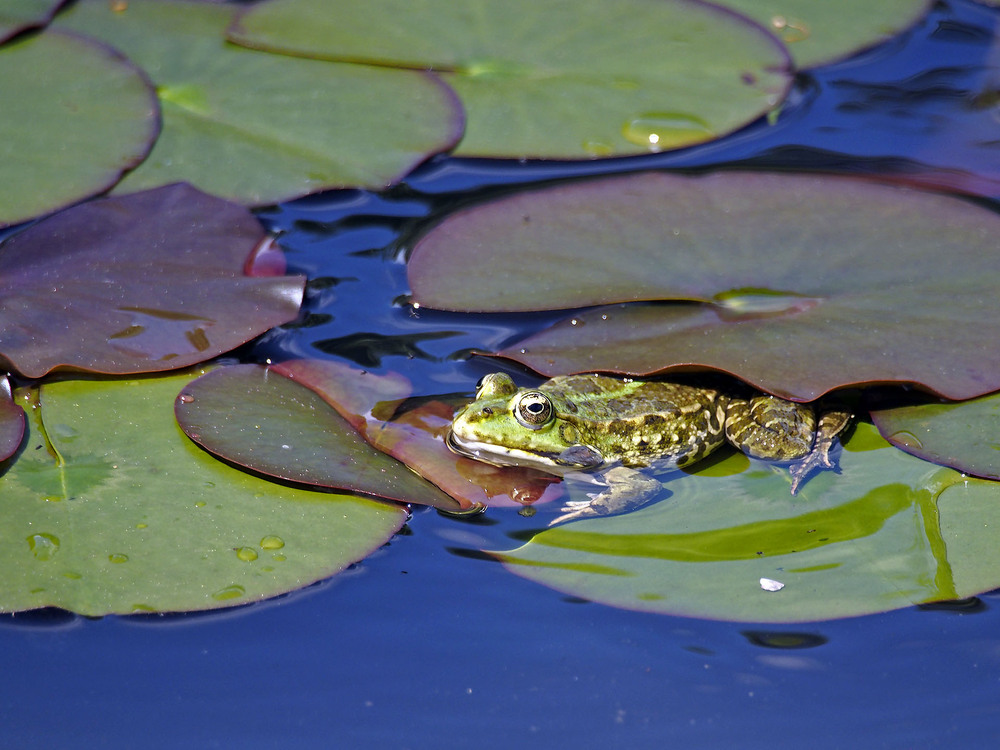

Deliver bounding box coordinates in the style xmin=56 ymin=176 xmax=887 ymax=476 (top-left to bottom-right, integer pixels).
xmin=542 ymin=374 xmax=728 ymax=467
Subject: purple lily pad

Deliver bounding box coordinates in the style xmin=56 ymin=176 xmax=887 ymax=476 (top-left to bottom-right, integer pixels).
xmin=870 ymin=393 xmax=1000 ymax=481
xmin=0 ymin=376 xmax=24 ymax=462
xmin=175 ymin=363 xmax=477 ymax=513
xmin=0 ymin=183 xmax=305 ymax=378
xmin=408 ymin=171 xmax=1000 ymax=401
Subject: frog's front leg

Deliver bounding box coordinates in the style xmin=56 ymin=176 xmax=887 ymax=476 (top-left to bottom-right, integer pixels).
xmin=725 ymin=396 xmax=851 ymax=493
xmin=549 ymin=466 xmax=662 ymax=525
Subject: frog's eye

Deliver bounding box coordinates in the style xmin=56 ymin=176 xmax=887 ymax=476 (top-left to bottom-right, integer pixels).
xmin=513 ymin=392 xmax=553 ymax=429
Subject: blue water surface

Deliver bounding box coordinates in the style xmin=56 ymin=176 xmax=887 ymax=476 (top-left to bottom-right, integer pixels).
xmin=2 ymin=1 xmax=1000 ymax=747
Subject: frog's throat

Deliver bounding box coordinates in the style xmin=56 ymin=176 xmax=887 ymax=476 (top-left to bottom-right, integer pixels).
xmin=446 ymin=430 xmax=603 ymax=475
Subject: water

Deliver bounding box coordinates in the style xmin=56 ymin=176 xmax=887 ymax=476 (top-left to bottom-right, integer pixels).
xmin=2 ymin=1 xmax=1000 ymax=746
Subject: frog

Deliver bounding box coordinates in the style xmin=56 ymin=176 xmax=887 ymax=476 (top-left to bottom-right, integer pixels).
xmin=447 ymin=372 xmax=851 ymax=524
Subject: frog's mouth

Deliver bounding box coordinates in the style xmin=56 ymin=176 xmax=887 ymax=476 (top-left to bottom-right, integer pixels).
xmin=446 ymin=429 xmax=602 ymax=474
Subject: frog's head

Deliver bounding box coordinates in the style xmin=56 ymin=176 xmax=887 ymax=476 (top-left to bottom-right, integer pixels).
xmin=447 ymin=372 xmax=603 ymax=474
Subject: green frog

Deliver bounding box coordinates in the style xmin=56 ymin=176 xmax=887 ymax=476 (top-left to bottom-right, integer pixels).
xmin=447 ymin=372 xmax=850 ymax=524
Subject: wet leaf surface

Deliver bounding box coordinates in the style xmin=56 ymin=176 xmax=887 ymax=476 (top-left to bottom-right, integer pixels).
xmin=55 ymin=0 xmax=462 ymax=203
xmin=0 ymin=29 xmax=158 ymax=227
xmin=871 ymin=392 xmax=1000 ymax=480
xmin=714 ymin=0 xmax=932 ymax=68
xmin=0 ymin=371 xmax=406 ymax=616
xmin=0 ymin=183 xmax=305 ymax=378
xmin=176 ymin=363 xmax=472 ymax=512
xmin=491 ymin=423 xmax=1000 ymax=622
xmin=0 ymin=376 xmax=23 ymax=462
xmin=409 ymin=171 xmax=1000 ymax=401
xmin=0 ymin=0 xmax=66 ymax=43
xmin=230 ymin=0 xmax=791 ymax=159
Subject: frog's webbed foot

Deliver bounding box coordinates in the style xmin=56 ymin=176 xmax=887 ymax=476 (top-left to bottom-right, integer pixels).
xmin=726 ymin=396 xmax=851 ymax=494
xmin=788 ymin=409 xmax=852 ymax=493
xmin=548 ymin=467 xmax=662 ymax=525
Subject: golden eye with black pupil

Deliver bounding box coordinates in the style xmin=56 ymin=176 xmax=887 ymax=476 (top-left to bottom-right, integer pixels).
xmin=514 ymin=392 xmax=553 ymax=429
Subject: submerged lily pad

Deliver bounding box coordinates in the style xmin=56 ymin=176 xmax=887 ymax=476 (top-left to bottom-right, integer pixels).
xmin=175 ymin=363 xmax=475 ymax=513
xmin=409 ymin=171 xmax=1000 ymax=401
xmin=230 ymin=0 xmax=791 ymax=159
xmin=492 ymin=424 xmax=1000 ymax=622
xmin=0 ymin=29 xmax=158 ymax=227
xmin=714 ymin=0 xmax=932 ymax=68
xmin=55 ymin=0 xmax=461 ymax=203
xmin=871 ymin=392 xmax=1000 ymax=481
xmin=0 ymin=376 xmax=24 ymax=462
xmin=0 ymin=371 xmax=406 ymax=616
xmin=0 ymin=0 xmax=67 ymax=43
xmin=0 ymin=183 xmax=305 ymax=378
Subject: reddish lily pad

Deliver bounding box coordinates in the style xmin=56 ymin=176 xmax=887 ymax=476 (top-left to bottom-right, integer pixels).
xmin=0 ymin=0 xmax=67 ymax=43
xmin=0 ymin=29 xmax=158 ymax=227
xmin=55 ymin=0 xmax=462 ymax=203
xmin=409 ymin=171 xmax=1000 ymax=401
xmin=274 ymin=359 xmax=565 ymax=509
xmin=175 ymin=363 xmax=474 ymax=513
xmin=870 ymin=392 xmax=1000 ymax=481
xmin=0 ymin=376 xmax=24 ymax=462
xmin=230 ymin=0 xmax=791 ymax=159
xmin=0 ymin=183 xmax=305 ymax=378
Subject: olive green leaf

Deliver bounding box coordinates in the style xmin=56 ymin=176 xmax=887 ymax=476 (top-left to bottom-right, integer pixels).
xmin=0 ymin=29 xmax=158 ymax=227
xmin=175 ymin=363 xmax=476 ymax=513
xmin=0 ymin=183 xmax=305 ymax=378
xmin=871 ymin=392 xmax=1000 ymax=481
xmin=714 ymin=0 xmax=932 ymax=68
xmin=0 ymin=371 xmax=406 ymax=616
xmin=408 ymin=171 xmax=1000 ymax=401
xmin=229 ymin=0 xmax=791 ymax=159
xmin=491 ymin=424 xmax=1000 ymax=622
xmin=0 ymin=0 xmax=66 ymax=43
xmin=54 ymin=0 xmax=462 ymax=203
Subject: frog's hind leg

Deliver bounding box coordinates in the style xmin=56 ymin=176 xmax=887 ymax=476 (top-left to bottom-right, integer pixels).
xmin=725 ymin=396 xmax=850 ymax=493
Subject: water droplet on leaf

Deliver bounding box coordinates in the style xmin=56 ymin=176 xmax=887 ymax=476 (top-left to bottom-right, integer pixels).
xmin=212 ymin=584 xmax=246 ymax=601
xmin=236 ymin=547 xmax=258 ymax=562
xmin=622 ymin=112 xmax=715 ymax=150
xmin=260 ymin=535 xmax=284 ymax=550
xmin=26 ymin=533 xmax=60 ymax=561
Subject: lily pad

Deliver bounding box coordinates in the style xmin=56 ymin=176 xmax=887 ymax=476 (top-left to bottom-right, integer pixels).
xmin=0 ymin=371 xmax=406 ymax=616
xmin=55 ymin=0 xmax=462 ymax=203
xmin=0 ymin=376 xmax=24 ymax=462
xmin=272 ymin=359 xmax=566 ymax=509
xmin=408 ymin=171 xmax=1000 ymax=401
xmin=0 ymin=29 xmax=158 ymax=227
xmin=175 ymin=363 xmax=475 ymax=513
xmin=491 ymin=424 xmax=1000 ymax=622
xmin=0 ymin=0 xmax=66 ymax=43
xmin=870 ymin=392 xmax=1000 ymax=481
xmin=714 ymin=0 xmax=932 ymax=68
xmin=0 ymin=183 xmax=305 ymax=378
xmin=229 ymin=0 xmax=791 ymax=159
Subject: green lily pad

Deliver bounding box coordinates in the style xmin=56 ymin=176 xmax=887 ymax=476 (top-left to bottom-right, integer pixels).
xmin=714 ymin=0 xmax=932 ymax=68
xmin=0 ymin=371 xmax=406 ymax=616
xmin=0 ymin=376 xmax=24 ymax=462
xmin=492 ymin=423 xmax=1000 ymax=622
xmin=175 ymin=363 xmax=475 ymax=513
xmin=55 ymin=0 xmax=461 ymax=203
xmin=408 ymin=171 xmax=1000 ymax=401
xmin=0 ymin=183 xmax=305 ymax=378
xmin=870 ymin=392 xmax=1000 ymax=481
xmin=229 ymin=0 xmax=791 ymax=159
xmin=0 ymin=29 xmax=158 ymax=227
xmin=0 ymin=0 xmax=66 ymax=43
